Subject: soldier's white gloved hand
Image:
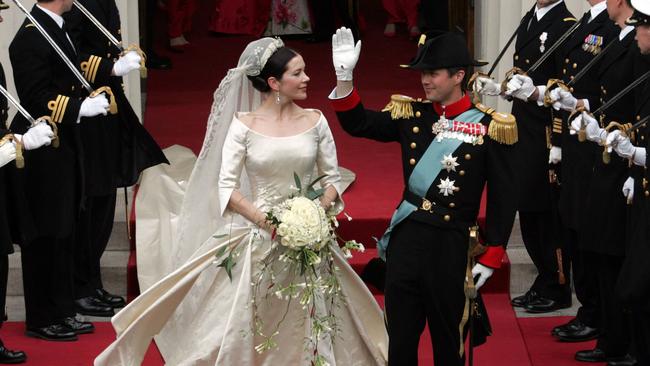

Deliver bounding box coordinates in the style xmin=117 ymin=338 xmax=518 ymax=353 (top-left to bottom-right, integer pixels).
xmin=505 ymin=74 xmax=536 ymax=101
xmin=79 ymin=94 xmax=109 ymax=119
xmin=606 ymin=130 xmax=647 ymax=166
xmin=474 ymin=76 xmax=501 ymax=96
xmin=582 ymin=112 xmax=607 ymax=144
xmin=471 ymin=263 xmax=494 ymax=291
xmin=549 ymin=87 xmax=578 ymax=111
xmin=19 ymin=122 xmax=54 ymax=150
xmin=112 ymin=51 xmax=141 ymax=77
xmin=0 ymin=143 xmax=16 ymax=168
xmin=332 ymin=27 xmax=361 ymax=81
xmin=549 ymin=146 xmax=562 ymax=164
xmin=622 ymin=176 xmax=634 ymax=202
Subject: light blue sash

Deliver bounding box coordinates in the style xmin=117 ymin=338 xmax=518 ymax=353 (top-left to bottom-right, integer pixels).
xmin=377 ymin=108 xmax=485 ymax=259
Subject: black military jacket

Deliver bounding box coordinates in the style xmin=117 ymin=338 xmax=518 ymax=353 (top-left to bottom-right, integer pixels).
xmin=582 ymin=29 xmax=642 ymax=256
xmin=0 ymin=65 xmax=13 ymax=254
xmin=0 ymin=63 xmax=6 ymax=125
xmin=551 ymin=10 xmax=618 ymax=230
xmin=331 ymin=90 xmax=517 ymax=268
xmin=65 ymin=0 xmax=168 ymax=191
xmin=511 ymin=2 xmax=576 ymax=212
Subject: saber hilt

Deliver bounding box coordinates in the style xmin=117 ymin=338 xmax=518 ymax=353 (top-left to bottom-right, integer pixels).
xmin=73 ymin=1 xmax=147 ymax=78
xmin=0 ymin=85 xmax=59 ymax=148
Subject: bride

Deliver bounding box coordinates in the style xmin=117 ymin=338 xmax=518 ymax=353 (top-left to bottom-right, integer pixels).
xmin=95 ymin=37 xmax=388 ymax=366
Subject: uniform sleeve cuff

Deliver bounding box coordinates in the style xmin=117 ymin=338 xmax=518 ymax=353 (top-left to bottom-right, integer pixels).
xmin=329 ymin=88 xmax=361 ymax=112
xmin=478 ymin=245 xmax=506 ymax=269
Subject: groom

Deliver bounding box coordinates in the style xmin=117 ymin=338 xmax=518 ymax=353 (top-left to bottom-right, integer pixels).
xmin=329 ymin=28 xmax=518 ymax=365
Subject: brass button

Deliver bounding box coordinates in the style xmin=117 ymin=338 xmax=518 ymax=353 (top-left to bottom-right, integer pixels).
xmin=71 ymin=86 xmax=75 ymax=91
xmin=117 ymin=29 xmax=121 ymax=35
xmin=412 ymin=126 xmax=420 ymax=134
xmin=410 ymin=142 xmax=417 ymax=149
xmin=637 ymin=115 xmax=642 ymax=121
xmin=525 ymin=59 xmax=530 ymax=64
xmin=459 ymin=170 xmax=465 ymax=176
xmin=449 ymin=203 xmax=456 ymax=208
xmin=563 ymin=69 xmax=566 ymax=74
xmin=515 ymin=55 xmax=519 ymax=61
xmin=573 ymin=63 xmax=577 ymax=69
xmin=409 ymin=158 xmax=416 ymax=165
xmin=570 ymin=76 xmax=574 ymax=80
xmin=646 ymin=191 xmax=650 ymax=197
xmin=642 ymin=135 xmax=646 ymax=141
xmin=565 ymin=58 xmax=569 ymax=63
xmin=465 ymin=154 xmax=471 ymax=160
xmin=415 ymin=111 xmax=422 ymax=117
xmin=443 ymin=215 xmax=451 ymax=222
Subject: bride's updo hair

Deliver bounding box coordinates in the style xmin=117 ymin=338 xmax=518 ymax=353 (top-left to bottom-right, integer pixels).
xmin=247 ymin=47 xmax=299 ymax=93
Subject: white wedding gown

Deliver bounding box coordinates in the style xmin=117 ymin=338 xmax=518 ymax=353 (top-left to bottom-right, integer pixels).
xmin=95 ymin=111 xmax=388 ymax=366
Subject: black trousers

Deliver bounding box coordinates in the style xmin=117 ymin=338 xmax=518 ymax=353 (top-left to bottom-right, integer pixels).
xmin=519 ymin=210 xmax=571 ymax=302
xmin=385 ymin=219 xmax=468 ymax=366
xmin=0 ymin=254 xmax=6 ymax=320
xmin=594 ymin=253 xmax=630 ymax=357
xmin=563 ymin=228 xmax=600 ymax=327
xmin=73 ymin=192 xmax=117 ymax=298
xmin=630 ymin=306 xmax=650 ymax=364
xmin=21 ymin=235 xmax=75 ymax=328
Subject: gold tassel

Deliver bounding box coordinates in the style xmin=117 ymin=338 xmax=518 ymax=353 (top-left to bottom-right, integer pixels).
xmin=487 ymin=112 xmax=518 ymax=145
xmin=382 ymin=94 xmax=415 ymax=120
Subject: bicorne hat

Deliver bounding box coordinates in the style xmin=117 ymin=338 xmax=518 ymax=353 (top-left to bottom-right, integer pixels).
xmin=401 ymin=32 xmax=488 ymax=70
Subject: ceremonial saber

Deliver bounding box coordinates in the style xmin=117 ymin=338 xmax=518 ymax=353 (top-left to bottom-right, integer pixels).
xmin=500 ymin=14 xmax=585 ymax=95
xmin=10 ymin=0 xmax=118 ymax=114
xmin=0 ymin=84 xmax=59 ymax=149
xmin=72 ymin=1 xmax=147 ymax=77
xmin=543 ymin=40 xmax=617 ymax=107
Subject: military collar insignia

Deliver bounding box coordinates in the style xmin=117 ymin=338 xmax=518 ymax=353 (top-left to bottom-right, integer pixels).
xmin=433 ymin=94 xmax=472 ymax=117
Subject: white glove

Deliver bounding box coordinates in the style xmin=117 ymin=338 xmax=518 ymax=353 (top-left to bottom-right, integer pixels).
xmin=606 ymin=130 xmax=647 ymax=166
xmin=332 ymin=27 xmax=361 ymax=81
xmin=79 ymin=94 xmax=109 ymax=119
xmin=569 ymin=114 xmax=582 ymax=135
xmin=471 ymin=263 xmax=494 ymax=291
xmin=0 ymin=143 xmax=16 ymax=168
xmin=582 ymin=112 xmax=607 ymax=143
xmin=112 ymin=51 xmax=142 ymax=77
xmin=549 ymin=87 xmax=578 ymax=111
xmin=622 ymin=176 xmax=634 ymax=202
xmin=505 ymin=74 xmax=536 ymax=101
xmin=19 ymin=122 xmax=54 ymax=150
xmin=474 ymin=76 xmax=501 ymax=96
xmin=549 ymin=146 xmax=562 ymax=164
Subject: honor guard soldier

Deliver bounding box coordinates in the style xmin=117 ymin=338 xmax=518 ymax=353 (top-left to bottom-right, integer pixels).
xmin=64 ymin=0 xmax=167 ymax=317
xmin=541 ymin=0 xmax=618 ymax=343
xmin=329 ymin=28 xmax=518 ymax=366
xmin=8 ymin=0 xmax=126 ymax=341
xmin=477 ymin=0 xmax=577 ymax=314
xmin=556 ymin=0 xmax=643 ymax=362
xmin=603 ymin=1 xmax=650 ymax=364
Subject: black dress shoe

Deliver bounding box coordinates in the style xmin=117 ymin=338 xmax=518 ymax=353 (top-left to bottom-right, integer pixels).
xmin=524 ymin=297 xmax=571 ymax=313
xmin=0 ymin=343 xmax=26 ymax=364
xmin=552 ymin=317 xmax=580 ymax=336
xmin=74 ymin=296 xmax=114 ymax=317
xmin=607 ymin=354 xmax=637 ymax=366
xmin=511 ymin=290 xmax=539 ymax=308
xmin=556 ymin=322 xmax=599 ymax=342
xmin=575 ymin=348 xmax=607 ymax=362
xmin=61 ymin=317 xmax=94 ymax=335
xmin=25 ymin=324 xmax=77 ymax=342
xmin=95 ymin=288 xmax=126 ymax=308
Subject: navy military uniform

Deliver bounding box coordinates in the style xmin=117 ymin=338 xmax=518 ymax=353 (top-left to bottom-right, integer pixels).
xmin=331 ymin=33 xmax=517 ymax=366
xmin=575 ymin=27 xmax=642 ymax=362
xmin=548 ymin=6 xmax=619 ymax=340
xmin=509 ymin=2 xmax=576 ymax=310
xmin=65 ymin=0 xmax=167 ymax=312
xmin=9 ymin=4 xmax=116 ymax=339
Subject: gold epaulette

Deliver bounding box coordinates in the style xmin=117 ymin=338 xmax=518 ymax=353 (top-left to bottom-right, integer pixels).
xmin=564 ymin=17 xmax=577 ymax=22
xmin=475 ymin=103 xmax=518 ymax=145
xmin=382 ymin=94 xmax=415 ymax=120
